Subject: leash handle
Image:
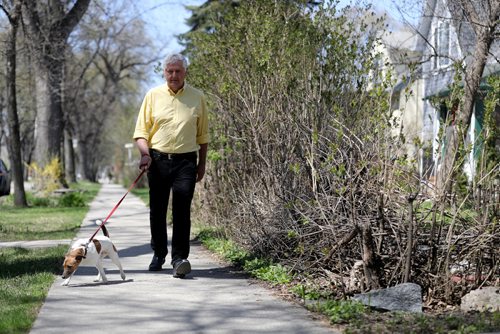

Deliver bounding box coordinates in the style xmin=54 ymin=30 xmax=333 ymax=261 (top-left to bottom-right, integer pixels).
xmin=88 ymin=169 xmax=146 ymax=242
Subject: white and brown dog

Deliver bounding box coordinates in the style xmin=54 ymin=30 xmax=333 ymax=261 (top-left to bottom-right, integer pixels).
xmin=62 ymin=223 xmax=126 ymax=286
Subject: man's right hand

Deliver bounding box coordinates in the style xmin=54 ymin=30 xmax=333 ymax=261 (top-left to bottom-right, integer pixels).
xmin=139 ymin=154 xmax=151 ymax=171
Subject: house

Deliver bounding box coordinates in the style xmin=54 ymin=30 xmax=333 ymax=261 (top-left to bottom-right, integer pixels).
xmin=389 ymin=0 xmax=499 ymax=182
xmin=416 ymin=0 xmax=499 ymax=182
xmin=373 ymin=25 xmax=425 ymax=173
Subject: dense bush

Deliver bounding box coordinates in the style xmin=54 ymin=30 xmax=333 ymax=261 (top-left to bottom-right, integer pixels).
xmin=187 ymin=0 xmax=499 ymax=307
xmin=58 ymin=192 xmax=87 ymax=207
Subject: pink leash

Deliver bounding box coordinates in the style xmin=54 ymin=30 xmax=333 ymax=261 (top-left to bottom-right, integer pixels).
xmin=87 ymin=169 xmax=146 ymax=243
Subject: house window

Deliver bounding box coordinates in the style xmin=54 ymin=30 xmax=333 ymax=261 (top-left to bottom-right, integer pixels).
xmin=439 ymin=102 xmax=449 ymax=122
xmin=434 ymin=21 xmax=451 ymax=69
xmin=439 ymin=100 xmax=457 ymax=125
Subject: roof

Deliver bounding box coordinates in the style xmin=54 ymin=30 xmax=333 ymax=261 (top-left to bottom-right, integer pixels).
xmin=414 ymin=0 xmax=437 ymax=53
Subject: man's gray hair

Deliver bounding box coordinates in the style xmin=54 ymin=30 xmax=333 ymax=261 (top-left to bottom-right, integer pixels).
xmin=163 ymin=53 xmax=188 ymax=70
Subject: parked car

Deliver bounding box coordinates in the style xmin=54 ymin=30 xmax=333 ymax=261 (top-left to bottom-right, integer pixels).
xmin=0 ymin=159 xmax=11 ymax=196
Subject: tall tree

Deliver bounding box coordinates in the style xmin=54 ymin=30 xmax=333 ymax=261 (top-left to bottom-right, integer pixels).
xmin=394 ymin=0 xmax=499 ymax=193
xmin=22 ymin=0 xmax=90 ymax=168
xmin=438 ymin=0 xmax=499 ymax=193
xmin=64 ymin=1 xmax=154 ymax=181
xmin=0 ymin=0 xmax=27 ymax=206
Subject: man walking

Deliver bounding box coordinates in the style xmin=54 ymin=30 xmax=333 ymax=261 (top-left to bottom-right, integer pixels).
xmin=133 ymin=53 xmax=209 ymax=278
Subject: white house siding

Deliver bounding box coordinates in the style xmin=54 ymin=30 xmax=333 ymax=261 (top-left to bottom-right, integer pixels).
xmin=396 ymin=79 xmax=425 ymax=168
xmin=420 ymin=0 xmax=468 ymax=179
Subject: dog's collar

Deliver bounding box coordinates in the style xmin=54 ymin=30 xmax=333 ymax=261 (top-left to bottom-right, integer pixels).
xmin=81 ymin=244 xmax=89 ymax=259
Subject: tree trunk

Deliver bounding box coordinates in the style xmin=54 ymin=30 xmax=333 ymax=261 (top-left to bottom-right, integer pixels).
xmin=22 ymin=0 xmax=91 ymax=168
xmin=438 ymin=0 xmax=500 ymax=193
xmin=361 ymin=222 xmax=382 ymax=289
xmin=33 ymin=59 xmax=65 ymax=166
xmin=3 ymin=0 xmax=27 ymax=207
xmin=78 ymin=141 xmax=97 ymax=182
xmin=64 ymin=129 xmax=76 ymax=183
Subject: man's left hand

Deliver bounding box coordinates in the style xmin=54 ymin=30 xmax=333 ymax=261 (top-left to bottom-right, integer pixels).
xmin=196 ymin=163 xmax=206 ymax=182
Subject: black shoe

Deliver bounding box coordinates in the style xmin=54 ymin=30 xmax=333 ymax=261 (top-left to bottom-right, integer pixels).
xmin=149 ymin=255 xmax=165 ymax=271
xmin=172 ymin=259 xmax=191 ymax=278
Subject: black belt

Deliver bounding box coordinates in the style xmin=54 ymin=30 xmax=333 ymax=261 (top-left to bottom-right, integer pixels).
xmin=150 ymin=149 xmax=197 ymax=161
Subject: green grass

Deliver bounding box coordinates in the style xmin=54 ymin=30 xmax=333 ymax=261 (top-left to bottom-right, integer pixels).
xmin=244 ymin=259 xmax=293 ymax=284
xmin=343 ymin=309 xmax=500 ymax=334
xmin=131 ymin=187 xmax=149 ymax=206
xmin=197 ymin=229 xmax=250 ymax=266
xmin=0 ymin=246 xmax=68 ymax=334
xmin=311 ymin=299 xmax=367 ymax=325
xmin=0 ymin=207 xmax=87 ymax=241
xmin=0 ymin=181 xmax=100 ymax=333
xmin=0 ymin=182 xmax=100 ymax=241
xmin=290 ymin=283 xmax=331 ymax=301
xmin=196 ymin=228 xmax=294 ymax=285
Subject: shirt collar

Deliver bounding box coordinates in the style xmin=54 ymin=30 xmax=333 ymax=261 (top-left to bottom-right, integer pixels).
xmin=167 ymin=83 xmax=186 ymax=96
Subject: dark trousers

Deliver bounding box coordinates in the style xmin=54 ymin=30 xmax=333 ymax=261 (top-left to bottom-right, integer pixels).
xmin=148 ymin=150 xmax=197 ymax=264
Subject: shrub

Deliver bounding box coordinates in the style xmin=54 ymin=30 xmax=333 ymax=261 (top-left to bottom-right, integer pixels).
xmin=29 ymin=158 xmax=63 ymax=196
xmin=29 ymin=196 xmax=54 ymax=207
xmin=58 ymin=192 xmax=86 ymax=207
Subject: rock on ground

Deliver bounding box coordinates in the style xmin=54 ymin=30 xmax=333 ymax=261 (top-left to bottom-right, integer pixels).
xmin=352 ymin=283 xmax=422 ymax=313
xmin=461 ymin=286 xmax=500 ymax=312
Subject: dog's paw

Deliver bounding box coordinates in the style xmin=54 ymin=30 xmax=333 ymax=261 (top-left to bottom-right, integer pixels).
xmin=61 ymin=281 xmax=69 ymax=286
xmin=121 ymin=273 xmax=126 ymax=280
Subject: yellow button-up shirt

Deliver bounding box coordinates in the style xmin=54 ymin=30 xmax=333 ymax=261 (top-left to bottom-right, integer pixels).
xmin=133 ymin=83 xmax=209 ymax=153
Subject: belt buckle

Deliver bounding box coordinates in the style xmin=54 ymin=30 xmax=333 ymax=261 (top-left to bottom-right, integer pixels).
xmin=166 ymin=153 xmax=174 ymax=159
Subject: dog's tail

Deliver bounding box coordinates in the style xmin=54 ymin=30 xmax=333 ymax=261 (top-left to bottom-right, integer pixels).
xmin=95 ymin=219 xmax=110 ymax=237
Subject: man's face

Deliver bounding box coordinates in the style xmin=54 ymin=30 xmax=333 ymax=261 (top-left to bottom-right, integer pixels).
xmin=164 ymin=61 xmax=186 ymax=93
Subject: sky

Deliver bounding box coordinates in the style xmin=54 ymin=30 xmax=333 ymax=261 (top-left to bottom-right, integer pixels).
xmin=136 ymin=0 xmax=205 ymax=54
xmin=134 ymin=0 xmax=421 ymax=87
xmin=130 ymin=0 xmax=204 ymax=87
xmin=137 ymin=0 xmax=420 ymax=51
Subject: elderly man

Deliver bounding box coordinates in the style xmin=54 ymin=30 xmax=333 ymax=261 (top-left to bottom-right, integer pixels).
xmin=133 ymin=53 xmax=209 ymax=278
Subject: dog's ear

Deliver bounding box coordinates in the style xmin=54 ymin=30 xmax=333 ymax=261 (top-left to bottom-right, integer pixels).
xmin=74 ymin=248 xmax=86 ymax=261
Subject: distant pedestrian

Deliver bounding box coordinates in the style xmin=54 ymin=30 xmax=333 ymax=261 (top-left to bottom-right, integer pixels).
xmin=133 ymin=53 xmax=209 ymax=278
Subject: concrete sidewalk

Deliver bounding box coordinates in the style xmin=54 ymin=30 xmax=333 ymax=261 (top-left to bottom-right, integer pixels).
xmin=0 ymin=239 xmax=71 ymax=248
xmin=30 ymin=184 xmax=335 ymax=334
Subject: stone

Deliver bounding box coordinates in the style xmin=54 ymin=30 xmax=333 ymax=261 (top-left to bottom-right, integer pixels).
xmin=461 ymin=287 xmax=500 ymax=312
xmin=352 ymin=283 xmax=422 ymax=313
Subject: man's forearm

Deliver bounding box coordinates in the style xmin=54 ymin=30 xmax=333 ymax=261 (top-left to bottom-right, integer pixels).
xmin=135 ymin=138 xmax=150 ymax=156
xmin=198 ymin=143 xmax=208 ymax=165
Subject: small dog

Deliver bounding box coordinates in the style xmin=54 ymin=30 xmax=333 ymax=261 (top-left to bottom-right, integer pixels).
xmin=61 ymin=222 xmax=126 ymax=286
